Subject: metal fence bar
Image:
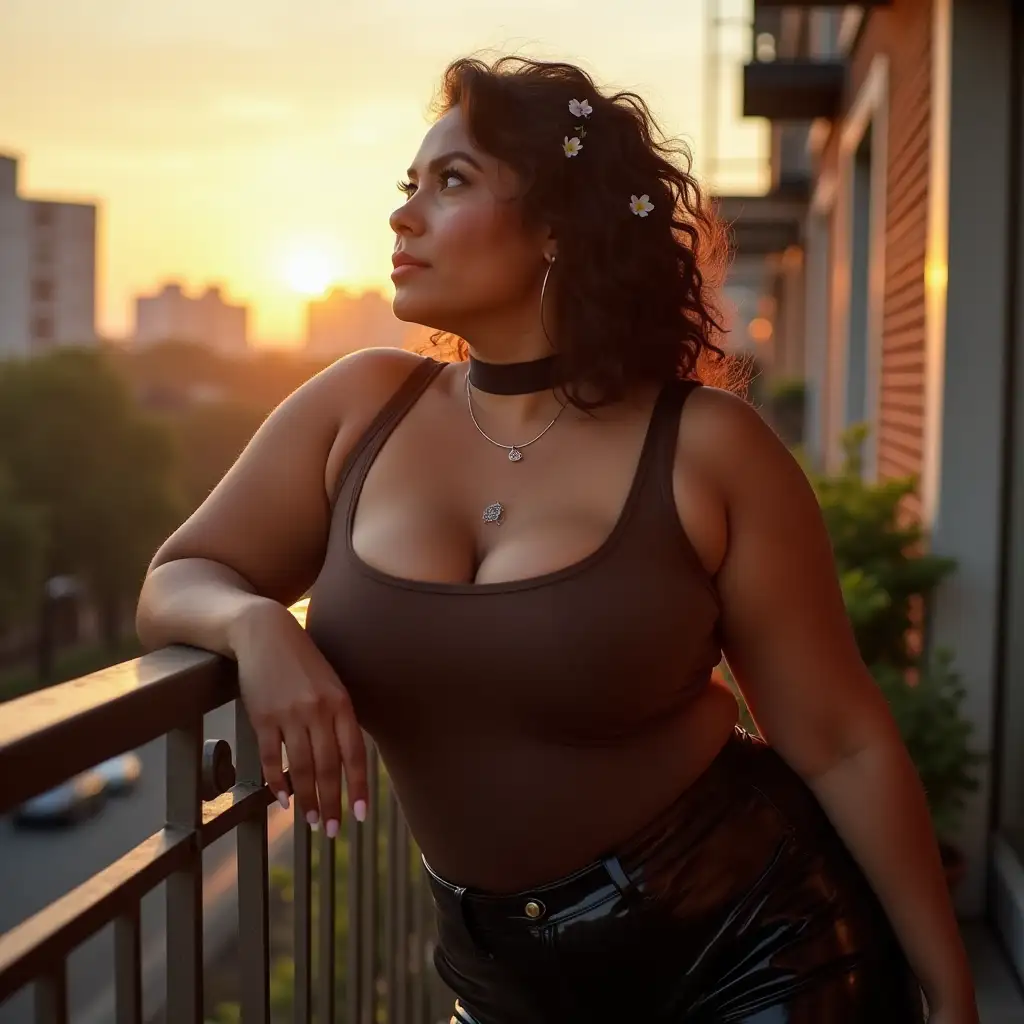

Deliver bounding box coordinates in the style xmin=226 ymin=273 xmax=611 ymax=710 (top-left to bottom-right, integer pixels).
xmin=114 ymin=903 xmax=143 ymax=1024
xmin=293 ymin=801 xmax=312 ymax=1024
xmin=394 ymin=821 xmax=410 ymax=1024
xmin=360 ymin=752 xmax=380 ymax=1024
xmin=346 ymin=776 xmax=366 ymax=1024
xmin=33 ymin=963 xmax=67 ymax=1024
xmin=165 ymin=720 xmax=204 ymax=1024
xmin=317 ymin=829 xmax=336 ymax=1021
xmin=1 ymin=612 xmax=444 ymax=1024
xmin=235 ymin=703 xmax=271 ymax=1024
xmin=410 ymin=860 xmax=427 ymax=1024
xmin=384 ymin=785 xmax=399 ymax=1024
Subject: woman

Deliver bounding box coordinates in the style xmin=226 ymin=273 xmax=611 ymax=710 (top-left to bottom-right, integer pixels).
xmin=136 ymin=57 xmax=977 ymax=1022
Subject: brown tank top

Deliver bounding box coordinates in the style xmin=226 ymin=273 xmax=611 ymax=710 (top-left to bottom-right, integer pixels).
xmin=306 ymin=358 xmax=723 ymax=889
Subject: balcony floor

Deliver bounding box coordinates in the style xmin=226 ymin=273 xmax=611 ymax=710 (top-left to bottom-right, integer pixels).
xmin=964 ymin=924 xmax=1024 ymax=1022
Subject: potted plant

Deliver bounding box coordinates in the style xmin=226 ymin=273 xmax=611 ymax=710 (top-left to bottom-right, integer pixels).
xmin=872 ymin=653 xmax=983 ymax=888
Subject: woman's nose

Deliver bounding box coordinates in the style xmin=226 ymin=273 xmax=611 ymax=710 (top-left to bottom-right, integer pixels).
xmin=390 ymin=197 xmax=424 ymax=238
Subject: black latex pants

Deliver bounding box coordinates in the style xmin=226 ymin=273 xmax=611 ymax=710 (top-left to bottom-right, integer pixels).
xmin=427 ymin=729 xmax=926 ymax=1023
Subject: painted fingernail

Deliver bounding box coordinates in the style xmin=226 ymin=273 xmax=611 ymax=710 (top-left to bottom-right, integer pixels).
xmin=326 ymin=818 xmax=339 ymax=839
xmin=353 ymin=799 xmax=367 ymax=823
xmin=277 ymin=791 xmax=290 ymax=810
xmin=306 ymin=810 xmax=320 ymax=831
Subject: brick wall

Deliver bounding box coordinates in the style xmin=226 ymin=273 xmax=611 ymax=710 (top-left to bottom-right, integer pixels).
xmin=819 ymin=0 xmax=933 ymax=518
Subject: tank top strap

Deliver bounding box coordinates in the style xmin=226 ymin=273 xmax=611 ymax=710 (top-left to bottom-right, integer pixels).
xmin=330 ymin=356 xmax=445 ymax=509
xmin=633 ymin=378 xmax=703 ymax=522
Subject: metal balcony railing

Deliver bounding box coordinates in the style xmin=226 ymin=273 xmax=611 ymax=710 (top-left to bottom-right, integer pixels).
xmin=0 ymin=601 xmax=441 ymax=1024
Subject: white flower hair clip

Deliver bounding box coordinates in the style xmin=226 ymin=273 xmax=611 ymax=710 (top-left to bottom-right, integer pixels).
xmin=630 ymin=193 xmax=655 ymax=218
xmin=563 ymin=97 xmax=592 ymax=158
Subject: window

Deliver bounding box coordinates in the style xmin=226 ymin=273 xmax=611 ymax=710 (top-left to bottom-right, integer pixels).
xmin=31 ymin=279 xmax=54 ymax=303
xmin=32 ymin=204 xmax=54 ymax=229
xmin=31 ymin=317 xmax=54 ymax=343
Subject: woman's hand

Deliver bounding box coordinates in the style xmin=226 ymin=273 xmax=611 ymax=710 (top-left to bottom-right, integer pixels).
xmin=229 ymin=599 xmax=368 ymax=837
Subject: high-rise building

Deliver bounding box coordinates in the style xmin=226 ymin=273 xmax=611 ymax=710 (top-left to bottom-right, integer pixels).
xmin=305 ymin=287 xmax=410 ymax=357
xmin=134 ymin=282 xmax=248 ymax=354
xmin=0 ymin=154 xmax=98 ymax=358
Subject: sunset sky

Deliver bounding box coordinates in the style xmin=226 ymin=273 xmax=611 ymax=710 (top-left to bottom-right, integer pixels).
xmin=0 ymin=0 xmax=765 ymax=347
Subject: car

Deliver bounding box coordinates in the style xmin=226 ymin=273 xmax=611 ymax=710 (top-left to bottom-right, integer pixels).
xmin=13 ymin=769 xmax=107 ymax=826
xmin=92 ymin=752 xmax=142 ymax=794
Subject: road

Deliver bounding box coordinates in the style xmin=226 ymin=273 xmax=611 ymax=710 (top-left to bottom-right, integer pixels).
xmin=0 ymin=702 xmax=292 ymax=1024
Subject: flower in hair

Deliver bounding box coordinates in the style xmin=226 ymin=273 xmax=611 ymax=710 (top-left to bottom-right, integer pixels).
xmin=563 ymin=136 xmax=583 ymax=158
xmin=569 ymin=98 xmax=593 ymax=119
xmin=630 ymin=194 xmax=654 ymax=217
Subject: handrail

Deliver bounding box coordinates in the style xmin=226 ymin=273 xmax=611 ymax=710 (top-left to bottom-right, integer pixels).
xmin=0 ymin=602 xmax=443 ymax=1023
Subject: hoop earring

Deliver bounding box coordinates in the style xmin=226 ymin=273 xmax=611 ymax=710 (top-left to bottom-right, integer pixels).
xmin=539 ymin=255 xmax=556 ymax=345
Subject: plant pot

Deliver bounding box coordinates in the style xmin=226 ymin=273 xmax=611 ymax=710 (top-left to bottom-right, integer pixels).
xmin=939 ymin=841 xmax=967 ymax=892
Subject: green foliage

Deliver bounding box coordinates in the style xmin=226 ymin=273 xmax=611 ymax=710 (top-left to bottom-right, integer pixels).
xmin=874 ymin=652 xmax=983 ymax=838
xmin=813 ymin=427 xmax=978 ymax=837
xmin=809 ymin=425 xmax=956 ymax=669
xmin=0 ymin=348 xmax=185 ymax=644
xmin=769 ymin=376 xmax=806 ymax=405
xmin=0 ymin=466 xmax=47 ymax=632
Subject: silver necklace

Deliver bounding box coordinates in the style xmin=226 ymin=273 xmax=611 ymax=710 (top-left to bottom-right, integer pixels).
xmin=466 ymin=372 xmax=567 ymax=525
xmin=465 ymin=373 xmax=566 ymax=463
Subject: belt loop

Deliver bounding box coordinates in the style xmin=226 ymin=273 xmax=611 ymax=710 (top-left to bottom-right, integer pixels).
xmin=457 ymin=889 xmax=495 ymax=960
xmin=601 ymin=854 xmax=635 ymax=896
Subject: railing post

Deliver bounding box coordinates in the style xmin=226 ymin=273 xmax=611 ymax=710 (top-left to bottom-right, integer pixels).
xmin=114 ymin=903 xmax=143 ymax=1024
xmin=235 ymin=702 xmax=270 ymax=1024
xmin=293 ymin=795 xmax=313 ymax=1024
xmin=33 ymin=963 xmax=67 ymax=1024
xmin=166 ymin=719 xmax=204 ymax=1024
xmin=362 ymin=753 xmax=380 ymax=1024
xmin=317 ymin=827 xmax=337 ymax=1021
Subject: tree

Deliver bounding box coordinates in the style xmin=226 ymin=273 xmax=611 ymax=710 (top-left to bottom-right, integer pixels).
xmin=0 ymin=467 xmax=47 ymax=633
xmin=0 ymin=348 xmax=184 ymax=647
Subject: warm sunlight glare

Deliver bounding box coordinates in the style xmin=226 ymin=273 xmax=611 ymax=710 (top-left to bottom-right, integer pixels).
xmin=282 ymin=243 xmax=344 ymax=297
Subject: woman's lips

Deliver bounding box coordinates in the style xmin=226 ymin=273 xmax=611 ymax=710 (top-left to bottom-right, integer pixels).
xmin=391 ymin=263 xmax=427 ymax=281
xmin=391 ymin=252 xmax=430 ymax=281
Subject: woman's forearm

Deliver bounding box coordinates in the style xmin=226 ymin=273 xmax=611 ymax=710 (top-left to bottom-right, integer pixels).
xmin=807 ymin=731 xmax=976 ymax=1017
xmin=135 ymin=557 xmax=278 ymax=658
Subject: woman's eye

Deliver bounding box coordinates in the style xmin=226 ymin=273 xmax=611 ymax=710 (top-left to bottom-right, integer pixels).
xmin=440 ymin=169 xmax=465 ymax=190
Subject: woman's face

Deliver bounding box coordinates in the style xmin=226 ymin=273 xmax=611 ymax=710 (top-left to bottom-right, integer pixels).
xmin=389 ymin=107 xmax=550 ymax=336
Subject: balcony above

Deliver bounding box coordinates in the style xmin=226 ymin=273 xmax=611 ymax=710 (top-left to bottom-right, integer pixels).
xmin=743 ymin=60 xmax=845 ymax=121
xmin=715 ymin=191 xmax=808 ymax=258
xmin=753 ymin=1 xmax=890 ymax=7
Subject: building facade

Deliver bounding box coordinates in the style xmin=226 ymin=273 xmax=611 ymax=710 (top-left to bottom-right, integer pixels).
xmin=134 ymin=282 xmax=248 ymax=354
xmin=305 ymin=287 xmax=410 ymax=357
xmin=0 ymin=154 xmax=97 ymax=358
xmin=737 ymin=0 xmax=1024 ymax=986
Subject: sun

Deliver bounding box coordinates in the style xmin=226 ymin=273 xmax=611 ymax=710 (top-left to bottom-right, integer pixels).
xmin=281 ymin=242 xmax=344 ymax=297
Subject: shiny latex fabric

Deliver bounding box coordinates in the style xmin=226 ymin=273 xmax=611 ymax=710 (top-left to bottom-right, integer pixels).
xmin=428 ymin=730 xmax=925 ymax=1023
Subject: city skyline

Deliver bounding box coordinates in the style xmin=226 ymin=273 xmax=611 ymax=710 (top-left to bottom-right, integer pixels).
xmin=0 ymin=0 xmax=764 ymax=347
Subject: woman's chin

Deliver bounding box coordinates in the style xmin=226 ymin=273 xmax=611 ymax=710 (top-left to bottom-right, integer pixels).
xmin=392 ymin=293 xmax=452 ymax=332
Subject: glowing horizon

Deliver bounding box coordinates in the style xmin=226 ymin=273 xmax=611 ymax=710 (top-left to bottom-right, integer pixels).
xmin=1 ymin=0 xmax=765 ymax=348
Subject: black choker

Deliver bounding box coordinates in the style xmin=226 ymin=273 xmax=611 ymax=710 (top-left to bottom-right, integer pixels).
xmin=467 ymin=355 xmax=563 ymax=395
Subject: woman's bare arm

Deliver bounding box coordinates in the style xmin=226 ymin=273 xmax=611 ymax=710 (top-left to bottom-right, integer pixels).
xmin=683 ymin=387 xmax=976 ymax=1021
xmin=135 ymin=347 xmax=427 ymax=832
xmin=137 ymin=347 xmax=424 ymax=649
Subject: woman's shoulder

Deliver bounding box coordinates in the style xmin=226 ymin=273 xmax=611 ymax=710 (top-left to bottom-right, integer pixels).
xmin=676 ymin=384 xmax=809 ymax=501
xmin=314 ymin=348 xmax=439 ymax=498
xmin=319 ymin=347 xmax=435 ymax=409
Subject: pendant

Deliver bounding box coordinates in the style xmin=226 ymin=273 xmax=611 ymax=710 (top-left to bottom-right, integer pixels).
xmin=508 ymin=447 xmax=523 ymax=462
xmin=482 ymin=502 xmax=505 ymax=525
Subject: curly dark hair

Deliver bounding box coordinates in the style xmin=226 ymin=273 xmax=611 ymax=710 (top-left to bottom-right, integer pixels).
xmin=430 ymin=55 xmax=732 ymax=409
